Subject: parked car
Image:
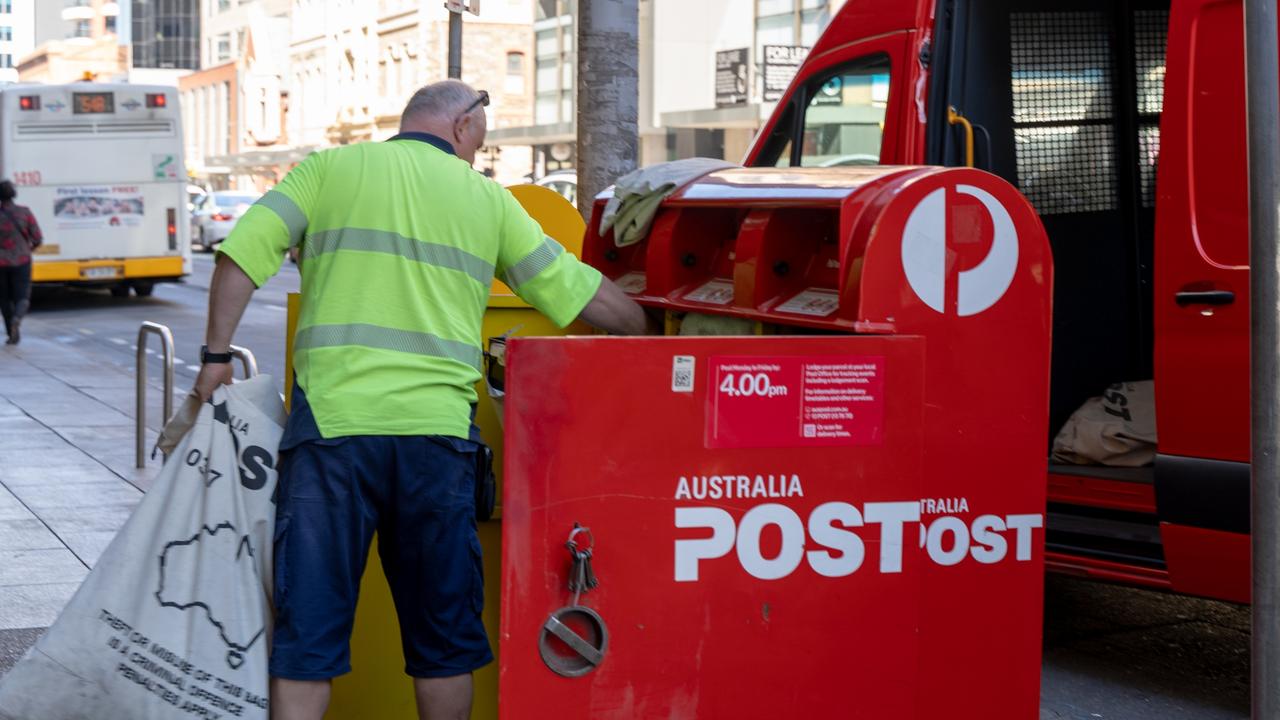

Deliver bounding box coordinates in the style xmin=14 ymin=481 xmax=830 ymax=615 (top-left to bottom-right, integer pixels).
xmin=187 ymin=184 xmax=207 ymax=213
xmin=534 ymin=170 xmax=577 ymax=205
xmin=192 ymin=191 xmax=259 ymax=252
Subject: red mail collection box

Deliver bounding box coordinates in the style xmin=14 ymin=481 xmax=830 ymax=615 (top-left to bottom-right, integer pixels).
xmin=499 ymin=167 xmax=1054 ymax=718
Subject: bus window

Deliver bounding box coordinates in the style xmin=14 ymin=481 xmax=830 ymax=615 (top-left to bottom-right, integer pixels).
xmin=798 ymin=57 xmax=890 ymax=167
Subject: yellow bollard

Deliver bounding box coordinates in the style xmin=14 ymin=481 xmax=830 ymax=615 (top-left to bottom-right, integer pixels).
xmin=283 ymin=185 xmax=589 ymax=719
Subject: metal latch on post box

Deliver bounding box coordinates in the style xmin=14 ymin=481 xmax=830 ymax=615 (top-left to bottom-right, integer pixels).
xmin=539 ymin=525 xmax=609 ymax=678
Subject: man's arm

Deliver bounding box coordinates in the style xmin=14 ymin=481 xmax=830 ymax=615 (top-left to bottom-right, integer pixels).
xmin=496 ymin=188 xmax=652 ymax=335
xmin=192 ymin=151 xmax=328 ymax=399
xmin=193 ymin=255 xmax=258 ymax=400
xmin=576 ymin=275 xmax=648 ymax=336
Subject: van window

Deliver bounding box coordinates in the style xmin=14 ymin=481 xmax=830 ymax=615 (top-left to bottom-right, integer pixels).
xmin=798 ymin=57 xmax=890 ymax=167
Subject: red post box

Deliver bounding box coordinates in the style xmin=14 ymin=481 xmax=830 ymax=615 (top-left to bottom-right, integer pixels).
xmin=500 ymin=167 xmax=1053 ymax=718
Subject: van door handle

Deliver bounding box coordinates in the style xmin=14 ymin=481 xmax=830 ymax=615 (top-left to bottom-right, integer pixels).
xmin=1175 ymin=290 xmax=1235 ymax=306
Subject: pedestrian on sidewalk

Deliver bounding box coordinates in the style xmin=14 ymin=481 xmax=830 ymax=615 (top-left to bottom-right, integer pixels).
xmin=0 ymin=180 xmax=42 ymax=346
xmin=193 ymin=80 xmax=647 ymax=720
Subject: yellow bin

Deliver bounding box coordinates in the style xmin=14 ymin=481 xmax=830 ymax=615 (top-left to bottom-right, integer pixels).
xmin=284 ymin=185 xmax=588 ymax=719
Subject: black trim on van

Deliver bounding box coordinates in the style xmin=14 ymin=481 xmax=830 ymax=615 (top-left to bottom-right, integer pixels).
xmin=1154 ymin=453 xmax=1250 ymax=534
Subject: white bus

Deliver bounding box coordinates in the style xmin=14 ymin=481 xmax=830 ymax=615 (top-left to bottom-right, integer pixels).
xmin=1 ymin=82 xmax=191 ymax=297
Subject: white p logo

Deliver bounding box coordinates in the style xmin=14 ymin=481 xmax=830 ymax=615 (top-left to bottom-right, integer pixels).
xmin=901 ymin=184 xmax=1018 ymax=317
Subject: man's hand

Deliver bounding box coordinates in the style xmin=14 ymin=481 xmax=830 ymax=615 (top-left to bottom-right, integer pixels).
xmin=194 ymin=362 xmax=234 ymax=401
xmin=577 ymin=277 xmax=649 ymax=335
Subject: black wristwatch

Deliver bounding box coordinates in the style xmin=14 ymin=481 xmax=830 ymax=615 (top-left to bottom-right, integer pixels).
xmin=200 ymin=345 xmax=234 ymax=365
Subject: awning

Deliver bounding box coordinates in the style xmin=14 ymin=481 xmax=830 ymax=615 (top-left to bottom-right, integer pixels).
xmin=485 ymin=121 xmax=576 ymax=147
xmin=660 ymin=104 xmax=765 ymax=130
xmin=204 ymin=146 xmax=320 ymax=172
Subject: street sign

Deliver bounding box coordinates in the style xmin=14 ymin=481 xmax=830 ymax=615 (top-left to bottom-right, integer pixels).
xmin=762 ymin=44 xmax=806 ymax=102
xmin=444 ymin=0 xmax=480 ymax=15
xmin=715 ymin=48 xmax=749 ymax=108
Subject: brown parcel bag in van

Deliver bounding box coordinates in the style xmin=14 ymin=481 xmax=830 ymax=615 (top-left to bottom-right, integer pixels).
xmin=1051 ymin=380 xmax=1157 ymax=468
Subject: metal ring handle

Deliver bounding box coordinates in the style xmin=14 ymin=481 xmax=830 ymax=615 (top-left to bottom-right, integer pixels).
xmin=539 ymin=606 xmax=609 ymax=678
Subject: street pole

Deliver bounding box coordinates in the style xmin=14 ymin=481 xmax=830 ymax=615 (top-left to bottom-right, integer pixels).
xmin=576 ymin=0 xmax=639 ymax=221
xmin=448 ymin=9 xmax=463 ymax=80
xmin=1246 ymin=0 xmax=1280 ymax=717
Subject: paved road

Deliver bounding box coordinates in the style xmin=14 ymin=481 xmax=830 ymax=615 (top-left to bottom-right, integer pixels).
xmin=3 ymin=254 xmax=1253 ymax=718
xmin=29 ymin=252 xmax=298 ymax=393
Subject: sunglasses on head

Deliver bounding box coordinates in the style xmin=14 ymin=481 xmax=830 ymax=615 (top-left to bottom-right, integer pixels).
xmin=461 ymin=90 xmax=490 ymax=118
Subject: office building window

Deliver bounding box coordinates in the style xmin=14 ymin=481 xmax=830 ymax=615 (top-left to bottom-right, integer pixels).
xmin=0 ymin=55 xmax=13 ymax=69
xmin=132 ymin=0 xmax=200 ymax=70
xmin=505 ymin=51 xmax=525 ymax=94
xmin=0 ymin=1 xmax=11 ymax=13
xmin=216 ymin=33 xmax=230 ymax=61
xmin=0 ymin=27 xmax=11 ymax=42
xmin=534 ymin=0 xmax=573 ymax=125
xmin=72 ymin=20 xmax=90 ymax=38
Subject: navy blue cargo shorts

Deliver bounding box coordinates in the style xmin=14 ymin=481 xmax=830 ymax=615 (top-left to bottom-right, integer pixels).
xmin=269 ymin=431 xmax=493 ymax=680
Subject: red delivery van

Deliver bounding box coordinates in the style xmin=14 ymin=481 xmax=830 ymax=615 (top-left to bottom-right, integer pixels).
xmin=740 ymin=0 xmax=1253 ymax=603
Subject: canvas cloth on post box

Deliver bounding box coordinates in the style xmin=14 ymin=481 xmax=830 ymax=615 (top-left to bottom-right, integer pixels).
xmin=0 ymin=376 xmax=285 ymax=720
xmin=1051 ymin=380 xmax=1156 ymax=467
xmin=599 ymin=158 xmax=735 ymax=247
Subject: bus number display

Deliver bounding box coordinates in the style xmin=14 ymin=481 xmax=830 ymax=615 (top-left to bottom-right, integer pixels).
xmin=12 ymin=171 xmax=41 ymax=186
xmin=72 ymin=92 xmax=114 ymax=115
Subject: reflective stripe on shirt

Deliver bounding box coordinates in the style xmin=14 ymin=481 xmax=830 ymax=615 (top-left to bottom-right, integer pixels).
xmin=303 ymin=227 xmax=495 ymax=287
xmin=293 ymin=323 xmax=483 ymax=372
xmin=254 ymin=190 xmax=308 ymax=247
xmin=503 ymin=236 xmax=565 ymax=290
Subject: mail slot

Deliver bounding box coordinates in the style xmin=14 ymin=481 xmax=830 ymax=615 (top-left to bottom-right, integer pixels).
xmin=499 ymin=165 xmax=1053 ymax=718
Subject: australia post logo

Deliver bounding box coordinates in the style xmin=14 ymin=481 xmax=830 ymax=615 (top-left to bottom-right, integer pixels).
xmin=673 ymin=474 xmax=1042 ymax=582
xmin=900 ymin=184 xmax=1019 ymax=317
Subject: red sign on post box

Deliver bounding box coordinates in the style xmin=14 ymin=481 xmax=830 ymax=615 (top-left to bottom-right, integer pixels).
xmin=705 ymin=354 xmax=885 ymax=448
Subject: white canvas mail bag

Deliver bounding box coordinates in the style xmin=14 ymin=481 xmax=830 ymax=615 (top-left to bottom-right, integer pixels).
xmin=0 ymin=376 xmax=285 ymax=720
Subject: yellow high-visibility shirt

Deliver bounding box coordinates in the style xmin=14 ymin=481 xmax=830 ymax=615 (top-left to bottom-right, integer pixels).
xmin=218 ymin=132 xmax=602 ymax=439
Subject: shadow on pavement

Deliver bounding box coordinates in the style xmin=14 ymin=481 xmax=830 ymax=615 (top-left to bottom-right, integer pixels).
xmin=1043 ymin=574 xmax=1249 ymax=718
xmin=28 ymin=285 xmax=186 ymax=315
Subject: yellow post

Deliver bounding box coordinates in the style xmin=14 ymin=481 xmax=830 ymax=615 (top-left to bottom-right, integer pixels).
xmin=284 ymin=185 xmax=589 ymax=719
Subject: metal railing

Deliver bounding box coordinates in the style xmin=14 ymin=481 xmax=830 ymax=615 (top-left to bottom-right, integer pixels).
xmin=136 ymin=321 xmax=174 ymax=469
xmin=230 ymin=345 xmax=258 ymax=380
xmin=134 ymin=323 xmax=260 ymax=468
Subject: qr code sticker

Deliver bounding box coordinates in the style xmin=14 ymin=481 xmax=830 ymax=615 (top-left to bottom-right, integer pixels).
xmin=803 ymin=424 xmax=817 ymax=438
xmin=672 ymin=356 xmax=695 ymax=392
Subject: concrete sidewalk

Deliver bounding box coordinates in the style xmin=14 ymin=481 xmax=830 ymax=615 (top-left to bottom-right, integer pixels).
xmin=0 ymin=333 xmax=181 ymax=672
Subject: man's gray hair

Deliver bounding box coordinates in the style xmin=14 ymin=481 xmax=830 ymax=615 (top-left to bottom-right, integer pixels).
xmin=401 ymin=80 xmax=481 ymax=127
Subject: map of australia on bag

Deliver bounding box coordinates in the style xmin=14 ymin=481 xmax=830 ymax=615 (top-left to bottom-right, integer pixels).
xmin=0 ymin=377 xmax=285 ymax=720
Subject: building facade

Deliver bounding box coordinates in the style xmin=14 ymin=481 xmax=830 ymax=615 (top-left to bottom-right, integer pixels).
xmin=201 ymin=0 xmax=288 ymax=68
xmin=131 ymin=0 xmax=200 ymax=69
xmin=182 ymin=0 xmax=294 ymax=191
xmin=0 ymin=0 xmax=37 ymax=84
xmin=288 ymin=0 xmax=535 ymax=184
xmin=18 ymin=41 xmax=129 ymax=85
xmin=34 ymin=2 xmax=65 ymax=47
xmin=19 ymin=0 xmax=126 ymax=83
xmin=490 ymin=0 xmax=849 ymax=175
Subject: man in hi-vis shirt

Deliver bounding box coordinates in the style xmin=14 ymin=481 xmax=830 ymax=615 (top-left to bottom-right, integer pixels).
xmin=194 ymin=80 xmax=645 ymax=720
